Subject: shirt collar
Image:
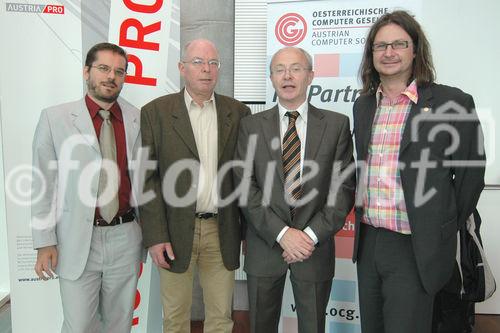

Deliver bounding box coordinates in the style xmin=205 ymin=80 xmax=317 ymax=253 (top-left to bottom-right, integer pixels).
xmin=376 ymin=79 xmax=419 ymax=106
xmin=184 ymin=88 xmax=215 ymax=111
xmin=278 ymin=100 xmax=308 ymax=124
xmin=85 ymin=94 xmax=123 ymax=122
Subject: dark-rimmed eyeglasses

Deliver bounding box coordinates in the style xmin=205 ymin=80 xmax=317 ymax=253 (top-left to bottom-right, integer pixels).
xmin=372 ymin=40 xmax=411 ymax=52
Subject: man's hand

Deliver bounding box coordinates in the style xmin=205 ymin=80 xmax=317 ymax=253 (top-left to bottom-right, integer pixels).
xmin=149 ymin=242 xmax=175 ymax=269
xmin=34 ymin=245 xmax=58 ymax=280
xmin=278 ymin=228 xmax=314 ymax=262
xmin=282 ymin=250 xmax=301 ymax=264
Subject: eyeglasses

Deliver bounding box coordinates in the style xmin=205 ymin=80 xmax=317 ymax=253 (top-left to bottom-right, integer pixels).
xmin=182 ymin=58 xmax=221 ymax=69
xmin=271 ymin=65 xmax=310 ymax=76
xmin=91 ymin=65 xmax=126 ymax=77
xmin=372 ymin=40 xmax=411 ymax=52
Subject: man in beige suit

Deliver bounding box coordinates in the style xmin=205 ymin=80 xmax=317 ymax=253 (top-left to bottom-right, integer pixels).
xmin=139 ymin=39 xmax=250 ymax=333
xmin=32 ymin=42 xmax=142 ymax=333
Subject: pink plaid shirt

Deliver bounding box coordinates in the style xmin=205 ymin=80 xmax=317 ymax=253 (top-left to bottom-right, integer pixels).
xmin=362 ymin=81 xmax=418 ymax=234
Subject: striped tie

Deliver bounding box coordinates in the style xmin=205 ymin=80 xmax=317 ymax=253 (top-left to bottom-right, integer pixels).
xmin=282 ymin=111 xmax=302 ymax=219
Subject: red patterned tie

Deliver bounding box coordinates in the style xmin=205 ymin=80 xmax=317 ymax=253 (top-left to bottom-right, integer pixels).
xmin=282 ymin=111 xmax=302 ymax=219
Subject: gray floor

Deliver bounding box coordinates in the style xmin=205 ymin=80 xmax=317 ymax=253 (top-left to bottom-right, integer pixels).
xmin=0 ymin=302 xmax=11 ymax=333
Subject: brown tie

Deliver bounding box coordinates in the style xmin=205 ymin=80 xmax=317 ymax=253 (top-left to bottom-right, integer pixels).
xmin=97 ymin=110 xmax=119 ymax=223
xmin=282 ymin=111 xmax=302 ymax=219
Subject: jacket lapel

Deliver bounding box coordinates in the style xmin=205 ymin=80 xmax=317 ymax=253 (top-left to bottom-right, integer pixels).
xmin=399 ymin=85 xmax=433 ymax=155
xmin=261 ymin=106 xmax=285 ymax=183
xmin=359 ymin=96 xmax=377 ymax=159
xmin=215 ymin=93 xmax=232 ymax=162
xmin=304 ymin=104 xmax=326 ymax=161
xmin=292 ymin=105 xmax=326 ymax=225
xmin=71 ymin=99 xmax=100 ymax=153
xmin=119 ymin=97 xmax=140 ymax=161
xmin=172 ymin=90 xmax=199 ymax=159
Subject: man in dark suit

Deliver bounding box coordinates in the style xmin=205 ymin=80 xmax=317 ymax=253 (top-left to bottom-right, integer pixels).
xmin=139 ymin=39 xmax=250 ymax=333
xmin=352 ymin=11 xmax=485 ymax=333
xmin=234 ymin=47 xmax=355 ymax=333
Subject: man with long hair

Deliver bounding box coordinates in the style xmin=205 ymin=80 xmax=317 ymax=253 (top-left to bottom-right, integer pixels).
xmin=352 ymin=10 xmax=485 ymax=333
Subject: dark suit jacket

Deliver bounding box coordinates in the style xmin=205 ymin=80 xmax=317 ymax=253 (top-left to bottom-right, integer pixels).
xmin=139 ymin=89 xmax=251 ymax=273
xmin=352 ymin=83 xmax=485 ymax=294
xmin=235 ymin=104 xmax=355 ymax=282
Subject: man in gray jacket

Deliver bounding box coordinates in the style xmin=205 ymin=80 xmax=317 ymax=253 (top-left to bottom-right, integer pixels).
xmin=235 ymin=46 xmax=355 ymax=333
xmin=32 ymin=42 xmax=142 ymax=333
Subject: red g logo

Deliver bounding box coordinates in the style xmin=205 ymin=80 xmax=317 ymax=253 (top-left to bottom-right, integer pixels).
xmin=275 ymin=13 xmax=307 ymax=46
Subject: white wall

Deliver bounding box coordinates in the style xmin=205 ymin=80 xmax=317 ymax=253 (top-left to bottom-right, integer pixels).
xmin=0 ymin=103 xmax=10 ymax=298
xmin=422 ymin=0 xmax=500 ymax=184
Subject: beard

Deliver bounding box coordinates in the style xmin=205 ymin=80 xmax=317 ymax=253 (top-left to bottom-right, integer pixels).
xmin=87 ymin=78 xmax=122 ymax=103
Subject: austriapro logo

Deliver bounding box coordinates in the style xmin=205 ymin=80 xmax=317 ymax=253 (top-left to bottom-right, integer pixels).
xmin=6 ymin=2 xmax=64 ymax=14
xmin=275 ymin=13 xmax=307 ymax=46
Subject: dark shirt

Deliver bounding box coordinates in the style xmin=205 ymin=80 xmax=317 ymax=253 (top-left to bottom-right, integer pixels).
xmin=85 ymin=95 xmax=132 ymax=219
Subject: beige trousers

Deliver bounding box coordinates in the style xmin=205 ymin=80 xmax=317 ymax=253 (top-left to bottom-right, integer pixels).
xmin=159 ymin=217 xmax=235 ymax=333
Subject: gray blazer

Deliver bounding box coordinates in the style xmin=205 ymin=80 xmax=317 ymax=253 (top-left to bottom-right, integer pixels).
xmin=31 ymin=97 xmax=141 ymax=280
xmin=235 ymin=104 xmax=355 ymax=282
